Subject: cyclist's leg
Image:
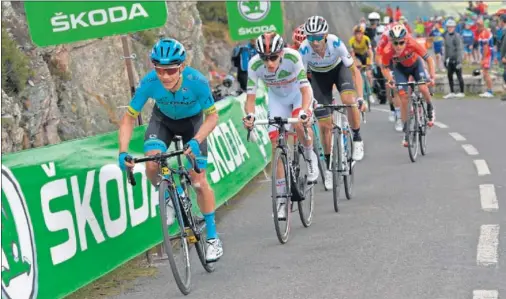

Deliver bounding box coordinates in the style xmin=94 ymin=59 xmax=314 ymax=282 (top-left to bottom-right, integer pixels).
xmin=392 ymin=64 xmax=410 ymax=145
xmin=335 ymin=63 xmax=365 ymax=160
xmin=144 ymin=106 xmax=172 ymax=186
xmin=364 ymin=55 xmax=374 ymax=89
xmin=310 ymin=70 xmax=334 ymax=168
xmin=268 ymin=91 xmax=295 ymax=216
xmin=412 ymin=57 xmax=434 ymax=124
xmin=291 ymin=91 xmax=319 ymax=182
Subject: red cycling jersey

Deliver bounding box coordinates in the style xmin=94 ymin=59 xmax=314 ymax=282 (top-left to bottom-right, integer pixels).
xmin=381 ymin=35 xmax=429 ymax=67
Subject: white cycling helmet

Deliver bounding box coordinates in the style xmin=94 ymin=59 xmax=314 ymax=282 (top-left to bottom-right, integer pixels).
xmin=305 ymin=16 xmax=329 ymax=35
xmin=368 ymin=12 xmax=381 ymax=21
xmin=255 ymin=32 xmax=284 ymax=55
xmin=389 ymin=24 xmax=407 ymax=39
xmin=446 ymin=19 xmax=457 ymax=27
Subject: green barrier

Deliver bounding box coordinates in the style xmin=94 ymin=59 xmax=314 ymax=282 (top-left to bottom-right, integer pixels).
xmin=1 ymin=89 xmax=271 ymax=299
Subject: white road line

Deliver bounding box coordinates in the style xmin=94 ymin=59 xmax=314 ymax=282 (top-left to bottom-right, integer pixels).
xmin=473 ymin=290 xmax=498 ymax=299
xmin=371 ymin=107 xmax=391 ymax=113
xmin=474 ymin=160 xmax=491 ymax=176
xmin=449 ymin=132 xmax=466 ymax=141
xmin=434 ymin=121 xmax=448 ymax=128
xmin=476 ymin=224 xmax=499 ymax=266
xmin=479 ymin=184 xmax=499 ymax=211
xmin=462 ymin=144 xmax=479 ymax=155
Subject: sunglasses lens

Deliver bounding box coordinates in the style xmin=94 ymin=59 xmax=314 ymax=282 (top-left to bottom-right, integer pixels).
xmin=155 ymin=66 xmax=179 ymax=75
xmin=308 ymin=35 xmax=324 ymax=42
xmin=261 ymin=55 xmax=279 ymax=61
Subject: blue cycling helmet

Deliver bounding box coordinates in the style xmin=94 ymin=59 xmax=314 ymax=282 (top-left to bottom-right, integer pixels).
xmin=150 ymin=38 xmax=186 ymax=65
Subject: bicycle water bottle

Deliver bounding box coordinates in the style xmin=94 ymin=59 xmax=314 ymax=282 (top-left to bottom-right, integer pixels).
xmin=176 ymin=186 xmax=186 ymax=199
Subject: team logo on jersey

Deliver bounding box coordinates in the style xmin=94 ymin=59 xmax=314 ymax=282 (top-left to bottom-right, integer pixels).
xmin=277 ymin=70 xmax=291 ymax=79
xmin=1 ymin=164 xmax=38 ymax=299
xmin=238 ymin=1 xmax=270 ymax=22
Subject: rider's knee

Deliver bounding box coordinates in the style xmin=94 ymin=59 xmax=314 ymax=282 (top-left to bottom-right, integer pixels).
xmin=145 ymin=161 xmax=158 ymax=175
xmin=190 ymin=170 xmax=208 ymax=190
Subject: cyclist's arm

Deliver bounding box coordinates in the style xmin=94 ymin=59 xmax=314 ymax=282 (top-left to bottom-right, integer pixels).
xmin=348 ymin=38 xmax=356 ymax=57
xmin=413 ymin=40 xmax=435 ymax=79
xmin=245 ymin=58 xmax=260 ymax=115
xmin=366 ymin=39 xmax=373 ymax=64
xmin=293 ymin=51 xmax=312 ymax=113
xmin=337 ymin=41 xmax=363 ymax=98
xmin=380 ymin=50 xmax=395 ymax=82
xmin=119 ymin=79 xmax=150 ymax=152
xmin=194 ymin=79 xmax=219 ymax=144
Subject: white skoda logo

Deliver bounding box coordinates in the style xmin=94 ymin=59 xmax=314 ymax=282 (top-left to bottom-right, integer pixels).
xmin=1 ymin=164 xmax=38 ymax=299
xmin=238 ymin=1 xmax=270 ymax=22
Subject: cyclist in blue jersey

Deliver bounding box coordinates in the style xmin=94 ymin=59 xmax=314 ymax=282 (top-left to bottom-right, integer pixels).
xmin=462 ymin=22 xmax=476 ymax=64
xmin=118 ymin=38 xmax=223 ymax=262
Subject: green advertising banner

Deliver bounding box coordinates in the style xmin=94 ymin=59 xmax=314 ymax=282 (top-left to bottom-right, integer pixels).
xmin=24 ymin=1 xmax=168 ymax=47
xmin=226 ymin=0 xmax=284 ymax=41
xmin=1 ymin=92 xmax=271 ymax=299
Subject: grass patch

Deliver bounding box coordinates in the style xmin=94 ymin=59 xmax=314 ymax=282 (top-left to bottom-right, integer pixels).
xmin=65 ymin=255 xmax=157 ymax=299
xmin=137 ymin=30 xmax=158 ymax=47
xmin=1 ymin=25 xmax=33 ymax=95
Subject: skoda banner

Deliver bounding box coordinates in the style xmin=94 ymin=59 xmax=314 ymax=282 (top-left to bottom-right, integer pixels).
xmin=24 ymin=1 xmax=168 ymax=47
xmin=226 ymin=0 xmax=284 ymax=41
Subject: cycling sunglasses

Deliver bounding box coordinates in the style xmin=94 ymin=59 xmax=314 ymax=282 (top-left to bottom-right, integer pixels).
xmin=154 ymin=64 xmax=181 ymax=76
xmin=307 ymin=34 xmax=325 ymax=42
xmin=393 ymin=40 xmax=406 ymax=46
xmin=260 ymin=54 xmax=280 ymax=62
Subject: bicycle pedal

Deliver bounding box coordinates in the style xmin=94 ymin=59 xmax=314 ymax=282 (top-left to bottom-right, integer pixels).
xmin=184 ymin=228 xmax=198 ymax=244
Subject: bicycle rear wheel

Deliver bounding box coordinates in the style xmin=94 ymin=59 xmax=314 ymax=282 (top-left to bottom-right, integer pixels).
xmin=419 ymin=102 xmax=428 ymax=156
xmin=271 ymin=147 xmax=291 ymax=244
xmin=313 ymin=133 xmax=328 ymax=191
xmin=296 ymin=147 xmax=314 ymax=228
xmin=158 ymin=180 xmax=191 ymax=295
xmin=332 ymin=128 xmax=342 ymax=212
xmin=343 ymin=128 xmax=354 ymax=200
xmin=407 ymin=99 xmax=419 ymax=163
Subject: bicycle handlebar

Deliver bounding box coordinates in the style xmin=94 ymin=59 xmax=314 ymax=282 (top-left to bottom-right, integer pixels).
xmin=125 ymin=149 xmax=200 ymax=186
xmin=396 ymin=81 xmax=428 ymax=86
xmin=245 ymin=116 xmax=308 ymax=142
xmin=315 ymin=103 xmax=357 ymax=111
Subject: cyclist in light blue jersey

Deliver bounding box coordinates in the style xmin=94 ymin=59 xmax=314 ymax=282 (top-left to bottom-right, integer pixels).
xmin=118 ymin=38 xmax=223 ymax=262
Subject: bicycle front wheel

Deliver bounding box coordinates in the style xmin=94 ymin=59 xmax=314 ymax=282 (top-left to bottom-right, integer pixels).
xmin=296 ymin=148 xmax=314 ymax=228
xmin=158 ymin=180 xmax=191 ymax=295
xmin=271 ymin=147 xmax=291 ymax=244
xmin=419 ymin=102 xmax=428 ymax=156
xmin=407 ymin=100 xmax=419 ymax=163
xmin=312 ymin=132 xmax=328 ymax=191
xmin=332 ymin=129 xmax=342 ymax=212
xmin=343 ymin=129 xmax=354 ymax=200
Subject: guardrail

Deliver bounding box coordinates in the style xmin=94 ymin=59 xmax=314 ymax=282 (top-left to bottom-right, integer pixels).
xmin=1 ymin=85 xmax=271 ymax=299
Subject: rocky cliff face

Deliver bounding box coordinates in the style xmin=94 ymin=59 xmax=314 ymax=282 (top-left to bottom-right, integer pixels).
xmin=283 ymin=1 xmax=365 ymax=44
xmin=1 ymin=1 xmax=205 ymax=153
xmin=1 ymin=1 xmax=362 ymax=154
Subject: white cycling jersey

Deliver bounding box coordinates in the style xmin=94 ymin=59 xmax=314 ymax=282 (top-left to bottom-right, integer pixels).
xmin=298 ymin=34 xmax=354 ymax=72
xmin=247 ymin=47 xmax=310 ymax=97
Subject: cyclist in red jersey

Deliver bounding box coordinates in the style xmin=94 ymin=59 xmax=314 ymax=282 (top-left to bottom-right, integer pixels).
xmin=376 ymin=23 xmax=403 ymax=130
xmin=379 ymin=24 xmax=436 ymax=147
xmin=290 ymin=24 xmax=306 ymax=50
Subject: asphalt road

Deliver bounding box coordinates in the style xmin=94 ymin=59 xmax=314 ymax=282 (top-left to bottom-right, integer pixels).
xmin=110 ymin=98 xmax=505 ymax=299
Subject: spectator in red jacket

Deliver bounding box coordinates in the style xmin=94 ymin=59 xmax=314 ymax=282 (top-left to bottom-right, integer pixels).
xmin=395 ymin=6 xmax=402 ymax=22
xmin=386 ymin=4 xmax=393 ymax=21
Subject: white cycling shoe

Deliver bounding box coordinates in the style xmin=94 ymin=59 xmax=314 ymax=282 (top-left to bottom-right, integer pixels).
xmin=307 ymin=151 xmax=319 ymax=182
xmin=352 ymin=141 xmax=365 ymax=161
xmin=205 ymin=238 xmax=223 ymax=262
xmin=324 ymin=170 xmax=333 ymax=190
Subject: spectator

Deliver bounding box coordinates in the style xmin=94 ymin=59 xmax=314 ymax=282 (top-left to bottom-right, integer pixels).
xmin=476 ymin=19 xmax=495 ymax=97
xmin=470 ymin=20 xmax=481 ymax=63
xmin=395 ymin=6 xmax=402 ymax=22
xmin=443 ymin=20 xmax=465 ymax=98
xmin=231 ymin=39 xmax=257 ymax=92
xmin=430 ymin=22 xmax=446 ymax=71
xmin=414 ymin=17 xmax=425 ymax=37
xmin=399 ymin=16 xmax=412 ymax=34
xmin=386 ymin=4 xmax=393 ymax=21
xmin=498 ymin=13 xmax=506 ymax=101
xmin=462 ymin=21 xmax=476 ymax=64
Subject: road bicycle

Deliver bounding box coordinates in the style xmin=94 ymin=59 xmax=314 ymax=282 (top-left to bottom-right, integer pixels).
xmin=125 ymin=136 xmax=214 ymax=295
xmin=247 ymin=115 xmax=314 ymax=244
xmin=359 ymin=65 xmax=373 ymax=123
xmin=315 ymin=103 xmax=357 ymax=212
xmin=397 ymin=81 xmax=429 ymax=163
